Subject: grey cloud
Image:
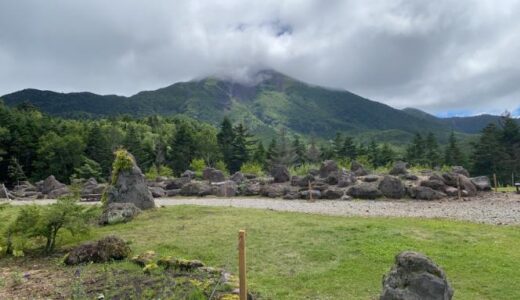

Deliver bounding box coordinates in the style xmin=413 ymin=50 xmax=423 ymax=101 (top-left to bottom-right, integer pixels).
xmin=0 ymin=0 xmax=519 ymax=115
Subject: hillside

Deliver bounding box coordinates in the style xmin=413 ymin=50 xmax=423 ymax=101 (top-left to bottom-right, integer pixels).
xmin=0 ymin=70 xmax=489 ymax=141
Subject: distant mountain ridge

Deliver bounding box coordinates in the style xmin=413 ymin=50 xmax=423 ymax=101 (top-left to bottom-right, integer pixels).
xmin=0 ymin=69 xmax=510 ymax=141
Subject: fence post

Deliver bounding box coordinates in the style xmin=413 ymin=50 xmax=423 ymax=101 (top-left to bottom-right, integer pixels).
xmin=238 ymin=230 xmax=247 ymax=300
xmin=457 ymin=176 xmax=461 ymax=200
xmin=493 ymin=173 xmax=498 ymax=193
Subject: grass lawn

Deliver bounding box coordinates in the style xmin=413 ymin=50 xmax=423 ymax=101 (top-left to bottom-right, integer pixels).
xmin=1 ymin=204 xmax=520 ymax=299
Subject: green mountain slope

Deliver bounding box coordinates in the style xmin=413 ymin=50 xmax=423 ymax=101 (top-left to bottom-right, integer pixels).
xmin=0 ymin=70 xmax=495 ymax=141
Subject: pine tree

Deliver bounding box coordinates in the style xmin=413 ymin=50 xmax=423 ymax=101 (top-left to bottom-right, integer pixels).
xmin=123 ymin=125 xmax=147 ymax=166
xmin=332 ymin=132 xmax=344 ymax=159
xmin=444 ymin=131 xmax=465 ymax=166
xmin=406 ymin=133 xmax=426 ymax=165
xmin=217 ymin=117 xmax=235 ymax=169
xmin=425 ymin=132 xmax=441 ymax=167
xmin=7 ymin=157 xmax=26 ymax=185
xmin=85 ymin=123 xmax=112 ymax=177
xmin=292 ymin=136 xmax=306 ymax=165
xmin=252 ymin=141 xmax=267 ymax=165
xmin=378 ymin=143 xmax=395 ymax=167
xmin=367 ymin=140 xmax=380 ymax=167
xmin=170 ymin=123 xmax=196 ymax=175
xmin=306 ymin=136 xmax=321 ymax=163
xmin=471 ymin=123 xmax=506 ymax=178
xmin=267 ymin=129 xmax=297 ymax=168
xmin=229 ymin=123 xmax=254 ymax=173
xmin=342 ymin=136 xmax=357 ymax=160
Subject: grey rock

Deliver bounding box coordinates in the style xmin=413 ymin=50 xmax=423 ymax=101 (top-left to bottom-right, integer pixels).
xmin=48 ymin=187 xmax=71 ymax=199
xmin=181 ymin=170 xmax=196 ymax=179
xmin=322 ymin=188 xmax=344 ymax=199
xmin=211 ymin=181 xmax=238 ymax=197
xmin=283 ymin=192 xmax=300 ymax=200
xmin=42 ymin=175 xmax=67 ymax=194
xmin=379 ymin=176 xmax=406 ymax=199
xmin=165 ymin=177 xmax=191 ymax=190
xmin=420 ymin=180 xmax=446 ymax=192
xmin=291 ymin=175 xmax=315 ymax=187
xmin=99 ymin=203 xmax=141 ymax=225
xmin=270 ymin=165 xmax=291 ymax=183
xmin=64 ymin=236 xmax=131 ymax=265
xmin=165 ymin=189 xmax=181 ymax=197
xmin=319 ymin=160 xmax=339 ymax=178
xmin=203 ymin=168 xmax=226 ymax=183
xmin=408 ymin=186 xmax=446 ymax=200
xmin=337 ymin=172 xmax=357 ymax=187
xmin=363 ymin=175 xmax=381 ymax=183
xmin=241 ymin=182 xmax=261 ymax=196
xmin=180 ymin=181 xmax=212 ymax=197
xmin=148 ymin=186 xmax=166 ymax=198
xmin=389 ymin=161 xmax=408 ymax=176
xmin=300 ymin=190 xmax=321 ymax=200
xmin=471 ymin=176 xmax=491 ymax=191
xmin=347 ymin=183 xmax=382 ymax=199
xmin=230 ymin=172 xmax=246 ymax=183
xmin=402 ymin=174 xmax=419 ymax=181
xmin=451 ymin=166 xmax=470 ymax=177
xmin=260 ymin=184 xmax=289 ymax=198
xmin=351 ymin=161 xmax=368 ymax=176
xmin=380 ymin=251 xmax=453 ymax=300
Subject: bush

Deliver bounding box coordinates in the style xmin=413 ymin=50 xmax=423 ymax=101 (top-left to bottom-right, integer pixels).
xmin=189 ymin=158 xmax=206 ymax=177
xmin=3 ymin=195 xmax=97 ymax=254
xmin=111 ymin=149 xmax=134 ymax=184
xmin=240 ymin=162 xmax=265 ymax=177
xmin=214 ymin=160 xmax=229 ymax=176
xmin=289 ymin=163 xmax=321 ymax=176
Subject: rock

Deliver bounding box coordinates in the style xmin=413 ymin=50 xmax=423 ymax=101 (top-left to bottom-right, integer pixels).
xmin=283 ymin=192 xmax=300 ymax=200
xmin=380 ymin=251 xmax=454 ymax=300
xmin=48 ymin=187 xmax=71 ymax=199
xmin=452 ymin=166 xmax=470 ymax=177
xmin=351 ymin=161 xmax=368 ymax=176
xmin=260 ymin=184 xmax=289 ymax=198
xmin=271 ymin=165 xmax=291 ymax=183
xmin=99 ymin=203 xmax=141 ymax=225
xmin=41 ymin=175 xmax=67 ymax=194
xmin=341 ymin=195 xmax=352 ymax=201
xmin=131 ymin=250 xmax=157 ymax=267
xmin=363 ymin=175 xmax=380 ymax=183
xmin=337 ymin=172 xmax=357 ymax=187
xmin=379 ymin=176 xmax=406 ymax=199
xmin=64 ymin=236 xmax=131 ymax=265
xmin=230 ymin=172 xmax=246 ymax=183
xmin=408 ymin=186 xmax=446 ymax=200
xmin=165 ymin=189 xmax=181 ymax=197
xmin=442 ymin=173 xmax=477 ymax=196
xmin=158 ymin=257 xmax=205 ymax=271
xmin=322 ymin=188 xmax=344 ymax=199
xmin=402 ymin=174 xmax=418 ymax=181
xmin=181 ymin=170 xmax=196 ymax=179
xmin=389 ymin=161 xmax=408 ymax=176
xmin=308 ymin=179 xmax=329 ymax=191
xmin=420 ymin=179 xmax=446 ymax=192
xmin=211 ymin=181 xmax=238 ymax=197
xmin=300 ymin=190 xmax=321 ymax=200
xmin=165 ymin=177 xmax=191 ymax=190
xmin=241 ymin=182 xmax=261 ymax=196
xmin=319 ymin=160 xmax=339 ymax=178
xmin=203 ymin=168 xmax=226 ymax=183
xmin=148 ymin=186 xmax=166 ymax=198
xmin=347 ymin=183 xmax=382 ymax=199
xmin=243 ymin=173 xmax=257 ymax=180
xmin=471 ymin=176 xmax=491 ymax=191
xmin=444 ymin=187 xmax=459 ymax=197
xmin=180 ymin=181 xmax=212 ymax=197
xmin=105 ymin=153 xmax=155 ymax=210
xmin=309 ymin=169 xmax=320 ymax=176
xmin=81 ymin=178 xmax=105 ymax=196
xmin=291 ymin=175 xmax=315 ymax=187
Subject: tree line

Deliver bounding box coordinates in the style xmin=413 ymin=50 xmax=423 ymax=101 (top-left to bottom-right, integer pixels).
xmin=0 ymin=101 xmax=518 ymax=186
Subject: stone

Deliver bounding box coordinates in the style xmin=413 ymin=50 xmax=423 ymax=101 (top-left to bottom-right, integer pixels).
xmin=64 ymin=236 xmax=131 ymax=265
xmin=363 ymin=175 xmax=381 ymax=183
xmin=179 ymin=181 xmax=212 ymax=197
xmin=451 ymin=166 xmax=470 ymax=177
xmin=41 ymin=175 xmax=67 ymax=194
xmin=148 ymin=186 xmax=166 ymax=198
xmin=48 ymin=187 xmax=71 ymax=199
xmin=347 ymin=183 xmax=382 ymax=199
xmin=420 ymin=179 xmax=446 ymax=192
xmin=283 ymin=192 xmax=300 ymax=200
xmin=260 ymin=184 xmax=289 ymax=198
xmin=379 ymin=176 xmax=406 ymax=199
xmin=319 ymin=160 xmax=339 ymax=178
xmin=322 ymin=188 xmax=344 ymax=199
xmin=99 ymin=203 xmax=141 ymax=225
xmin=337 ymin=172 xmax=357 ymax=187
xmin=271 ymin=165 xmax=291 ymax=183
xmin=165 ymin=189 xmax=181 ymax=197
xmin=81 ymin=178 xmax=105 ymax=196
xmin=471 ymin=176 xmax=491 ymax=191
xmin=458 ymin=175 xmax=477 ymax=196
xmin=341 ymin=195 xmax=352 ymax=201
xmin=230 ymin=172 xmax=246 ymax=183
xmin=241 ymin=182 xmax=261 ymax=196
xmin=105 ymin=154 xmax=155 ymax=210
xmin=291 ymin=175 xmax=315 ymax=187
xmin=243 ymin=173 xmax=257 ymax=180
xmin=181 ymin=170 xmax=196 ymax=179
xmin=131 ymin=250 xmax=157 ymax=267
xmin=165 ymin=177 xmax=191 ymax=190
xmin=402 ymin=174 xmax=418 ymax=181
xmin=158 ymin=257 xmax=205 ymax=271
xmin=408 ymin=186 xmax=446 ymax=200
xmin=211 ymin=181 xmax=238 ymax=197
xmin=202 ymin=168 xmax=226 ymax=183
xmin=380 ymin=251 xmax=454 ymax=300
xmin=300 ymin=190 xmax=321 ymax=200
xmin=444 ymin=187 xmax=459 ymax=197
xmin=389 ymin=161 xmax=408 ymax=176
xmin=351 ymin=161 xmax=368 ymax=176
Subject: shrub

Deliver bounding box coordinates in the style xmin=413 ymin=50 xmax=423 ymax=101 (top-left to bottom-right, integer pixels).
xmin=214 ymin=160 xmax=229 ymax=176
xmin=240 ymin=162 xmax=265 ymax=177
xmin=189 ymin=158 xmax=206 ymax=177
xmin=289 ymin=163 xmax=321 ymax=176
xmin=157 ymin=165 xmax=173 ymax=177
xmin=110 ymin=149 xmax=134 ymax=185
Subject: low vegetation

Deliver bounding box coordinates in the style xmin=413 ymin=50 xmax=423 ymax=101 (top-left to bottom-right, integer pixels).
xmin=1 ymin=205 xmax=519 ymax=299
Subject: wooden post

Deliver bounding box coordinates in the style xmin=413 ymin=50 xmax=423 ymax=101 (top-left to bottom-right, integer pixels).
xmin=238 ymin=230 xmax=247 ymax=300
xmin=456 ymin=176 xmax=461 ymax=200
xmin=308 ymin=180 xmax=314 ymax=202
xmin=1 ymin=184 xmax=9 ymax=201
xmin=493 ymin=173 xmax=498 ymax=193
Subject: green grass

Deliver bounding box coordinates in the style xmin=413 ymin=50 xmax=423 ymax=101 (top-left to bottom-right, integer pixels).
xmin=1 ymin=204 xmax=520 ymax=299
xmin=497 ymin=186 xmax=518 ymax=193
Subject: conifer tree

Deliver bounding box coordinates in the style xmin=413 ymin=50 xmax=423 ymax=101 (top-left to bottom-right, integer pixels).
xmin=267 ymin=129 xmax=297 ymax=168
xmin=425 ymin=132 xmax=441 ymax=167
xmin=342 ymin=136 xmax=357 ymax=160
xmin=252 ymin=141 xmax=267 ymax=165
xmin=217 ymin=117 xmax=235 ymax=169
xmin=471 ymin=123 xmax=506 ymax=178
xmin=229 ymin=123 xmax=254 ymax=173
xmin=292 ymin=136 xmax=306 ymax=165
xmin=444 ymin=131 xmax=465 ymax=166
xmin=170 ymin=123 xmax=196 ymax=175
xmin=7 ymin=157 xmax=26 ymax=185
xmin=306 ymin=136 xmax=321 ymax=163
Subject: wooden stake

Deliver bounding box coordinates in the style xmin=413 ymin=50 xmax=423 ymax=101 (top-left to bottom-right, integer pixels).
xmin=238 ymin=230 xmax=247 ymax=300
xmin=308 ymin=180 xmax=314 ymax=202
xmin=457 ymin=176 xmax=461 ymax=200
xmin=493 ymin=173 xmax=498 ymax=193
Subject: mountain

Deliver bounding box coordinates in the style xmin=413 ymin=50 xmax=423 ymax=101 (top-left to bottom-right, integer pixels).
xmin=0 ymin=70 xmax=496 ymax=142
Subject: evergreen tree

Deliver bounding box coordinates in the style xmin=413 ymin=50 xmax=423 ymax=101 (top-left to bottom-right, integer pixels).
xmin=425 ymin=132 xmax=441 ymax=167
xmin=252 ymin=141 xmax=267 ymax=165
xmin=332 ymin=132 xmax=344 ymax=159
xmin=342 ymin=136 xmax=357 ymax=160
xmin=367 ymin=140 xmax=380 ymax=167
xmin=292 ymin=136 xmax=306 ymax=165
xmin=85 ymin=123 xmax=112 ymax=177
xmin=378 ymin=143 xmax=395 ymax=167
xmin=229 ymin=123 xmax=254 ymax=173
xmin=266 ymin=138 xmax=277 ymax=163
xmin=306 ymin=136 xmax=321 ymax=163
xmin=406 ymin=133 xmax=426 ymax=165
xmin=123 ymin=125 xmax=147 ymax=166
xmin=444 ymin=131 xmax=465 ymax=166
xmin=170 ymin=123 xmax=196 ymax=175
xmin=267 ymin=129 xmax=297 ymax=168
xmin=7 ymin=157 xmax=26 ymax=185
xmin=217 ymin=117 xmax=235 ymax=169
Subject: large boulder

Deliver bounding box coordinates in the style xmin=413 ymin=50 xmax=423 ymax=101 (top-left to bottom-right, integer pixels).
xmin=203 ymin=168 xmax=226 ymax=183
xmin=260 ymin=184 xmax=289 ymax=198
xmin=319 ymin=160 xmax=339 ymax=178
xmin=211 ymin=181 xmax=238 ymax=197
xmin=351 ymin=161 xmax=368 ymax=176
xmin=148 ymin=186 xmax=166 ymax=198
xmin=105 ymin=152 xmax=155 ymax=210
xmin=441 ymin=173 xmax=477 ymax=196
xmin=41 ymin=175 xmax=70 ymax=198
xmin=471 ymin=176 xmax=491 ymax=191
xmin=241 ymin=182 xmax=261 ymax=196
xmin=64 ymin=236 xmax=131 ymax=265
xmin=180 ymin=181 xmax=212 ymax=196
xmin=165 ymin=177 xmax=191 ymax=190
xmin=420 ymin=179 xmax=446 ymax=192
xmin=451 ymin=166 xmax=470 ymax=177
xmin=181 ymin=170 xmax=196 ymax=179
xmin=337 ymin=172 xmax=357 ymax=187
xmin=81 ymin=178 xmax=106 ymax=196
xmin=291 ymin=175 xmax=315 ymax=187
xmin=408 ymin=186 xmax=446 ymax=200
xmin=363 ymin=175 xmax=381 ymax=183
xmin=380 ymin=251 xmax=454 ymax=300
xmin=270 ymin=165 xmax=291 ymax=183
xmin=99 ymin=203 xmax=141 ymax=225
xmin=389 ymin=161 xmax=408 ymax=176
xmin=322 ymin=188 xmax=344 ymax=199
xmin=379 ymin=176 xmax=406 ymax=199
xmin=230 ymin=172 xmax=246 ymax=184
xmin=347 ymin=183 xmax=382 ymax=199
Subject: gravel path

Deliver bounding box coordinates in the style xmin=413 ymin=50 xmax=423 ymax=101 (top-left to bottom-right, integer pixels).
xmin=4 ymin=193 xmax=520 ymax=225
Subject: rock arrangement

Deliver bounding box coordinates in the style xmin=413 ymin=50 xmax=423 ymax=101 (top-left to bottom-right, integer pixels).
xmin=143 ymin=162 xmax=490 ymax=201
xmin=380 ymin=251 xmax=454 ymax=300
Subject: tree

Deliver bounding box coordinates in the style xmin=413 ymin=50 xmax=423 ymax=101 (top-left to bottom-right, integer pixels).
xmin=342 ymin=136 xmax=357 ymax=160
xmin=332 ymin=132 xmax=344 ymax=159
xmin=170 ymin=123 xmax=196 ymax=175
xmin=74 ymin=156 xmax=102 ymax=181
xmin=306 ymin=136 xmax=321 ymax=163
xmin=378 ymin=143 xmax=396 ymax=167
xmin=444 ymin=131 xmax=465 ymax=166
xmin=406 ymin=133 xmax=426 ymax=165
xmin=85 ymin=123 xmax=112 ymax=177
xmin=217 ymin=117 xmax=235 ymax=169
xmin=229 ymin=123 xmax=254 ymax=173
xmin=425 ymin=133 xmax=441 ymax=167
xmin=123 ymin=125 xmax=148 ymax=167
xmin=252 ymin=141 xmax=266 ymax=165
xmin=367 ymin=140 xmax=380 ymax=167
xmin=7 ymin=157 xmax=26 ymax=185
xmin=267 ymin=129 xmax=297 ymax=168
xmin=292 ymin=136 xmax=306 ymax=165
xmin=471 ymin=123 xmax=506 ymax=178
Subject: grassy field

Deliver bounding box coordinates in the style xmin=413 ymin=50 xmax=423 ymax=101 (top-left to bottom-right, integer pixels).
xmin=1 ymin=204 xmax=520 ymax=299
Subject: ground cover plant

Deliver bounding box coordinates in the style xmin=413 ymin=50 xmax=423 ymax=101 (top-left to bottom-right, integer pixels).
xmin=1 ymin=204 xmax=519 ymax=299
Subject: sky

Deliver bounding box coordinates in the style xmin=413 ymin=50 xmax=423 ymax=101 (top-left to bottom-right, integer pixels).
xmin=1 ymin=0 xmax=519 ymax=117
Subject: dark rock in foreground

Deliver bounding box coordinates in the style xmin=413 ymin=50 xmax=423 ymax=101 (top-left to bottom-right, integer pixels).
xmin=64 ymin=236 xmax=131 ymax=265
xmin=379 ymin=176 xmax=406 ymax=199
xmin=380 ymin=251 xmax=454 ymax=300
xmin=347 ymin=183 xmax=382 ymax=199
xmin=271 ymin=165 xmax=291 ymax=183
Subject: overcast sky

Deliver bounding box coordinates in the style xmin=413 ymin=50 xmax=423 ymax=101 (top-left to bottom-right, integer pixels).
xmin=1 ymin=0 xmax=519 ymax=116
